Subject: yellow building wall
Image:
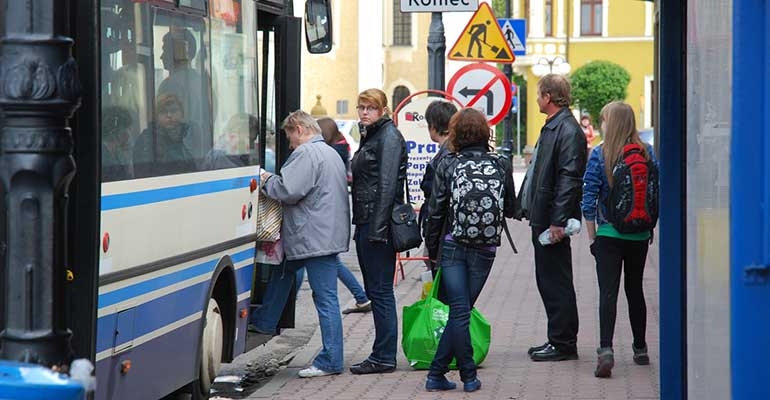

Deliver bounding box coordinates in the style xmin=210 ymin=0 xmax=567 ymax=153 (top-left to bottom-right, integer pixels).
xmin=301 ymin=2 xmax=360 ymax=120
xmin=523 ymin=0 xmax=653 ymax=150
xmin=384 ymin=12 xmax=430 ymax=111
xmin=608 ymin=1 xmax=647 ymax=37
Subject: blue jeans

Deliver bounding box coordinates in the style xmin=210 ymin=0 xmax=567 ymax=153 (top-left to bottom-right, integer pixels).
xmin=428 ymin=240 xmax=495 ymax=382
xmin=250 ymin=255 xmax=344 ymax=372
xmin=354 ymin=224 xmax=397 ymax=366
xmin=296 ymin=263 xmax=369 ymax=304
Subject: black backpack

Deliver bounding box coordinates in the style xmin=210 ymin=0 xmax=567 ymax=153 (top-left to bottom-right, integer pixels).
xmin=449 ymin=152 xmax=506 ymax=247
xmin=606 ymin=143 xmax=659 ymax=233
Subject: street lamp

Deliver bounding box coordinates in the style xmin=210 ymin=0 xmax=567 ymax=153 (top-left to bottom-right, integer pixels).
xmin=531 ymin=56 xmax=572 ymax=77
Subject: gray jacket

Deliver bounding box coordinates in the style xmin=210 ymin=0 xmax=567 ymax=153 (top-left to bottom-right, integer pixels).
xmin=263 ymin=135 xmax=351 ymax=260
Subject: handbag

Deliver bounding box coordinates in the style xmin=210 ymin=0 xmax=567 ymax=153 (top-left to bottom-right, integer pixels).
xmin=255 ymin=239 xmax=284 ymax=265
xmin=255 ymin=177 xmax=282 ymax=242
xmin=401 ymin=268 xmax=491 ymax=369
xmin=390 ymin=179 xmax=422 ymax=252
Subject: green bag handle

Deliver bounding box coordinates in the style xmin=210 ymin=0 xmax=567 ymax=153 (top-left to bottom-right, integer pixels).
xmin=429 ymin=267 xmax=442 ymax=299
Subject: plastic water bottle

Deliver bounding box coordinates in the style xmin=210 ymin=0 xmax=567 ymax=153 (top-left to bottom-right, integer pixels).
xmin=538 ymin=218 xmax=582 ymax=246
xmin=420 ymin=270 xmax=434 ymax=299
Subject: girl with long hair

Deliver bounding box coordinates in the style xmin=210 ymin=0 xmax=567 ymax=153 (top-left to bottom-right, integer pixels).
xmin=581 ymin=101 xmax=657 ymax=378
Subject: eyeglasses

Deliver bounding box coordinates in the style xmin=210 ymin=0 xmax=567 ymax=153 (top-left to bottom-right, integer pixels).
xmin=356 ymin=105 xmax=379 ymax=113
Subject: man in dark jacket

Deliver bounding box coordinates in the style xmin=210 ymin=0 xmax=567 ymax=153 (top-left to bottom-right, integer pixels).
xmin=523 ymin=74 xmax=587 ymax=361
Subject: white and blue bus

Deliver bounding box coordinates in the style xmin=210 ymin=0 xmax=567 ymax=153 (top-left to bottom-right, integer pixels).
xmin=59 ymin=1 xmax=331 ymax=399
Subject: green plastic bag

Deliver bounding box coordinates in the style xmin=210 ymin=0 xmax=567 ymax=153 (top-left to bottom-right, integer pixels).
xmin=401 ymin=268 xmax=491 ymax=370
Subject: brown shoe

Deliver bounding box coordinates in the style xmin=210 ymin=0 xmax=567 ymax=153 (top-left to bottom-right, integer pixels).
xmin=342 ymin=300 xmax=372 ymax=314
xmin=594 ymin=347 xmax=614 ymax=378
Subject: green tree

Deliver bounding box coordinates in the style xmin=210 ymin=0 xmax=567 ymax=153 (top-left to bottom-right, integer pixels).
xmin=492 ymin=0 xmax=507 ymax=17
xmin=570 ymin=60 xmax=631 ymax=129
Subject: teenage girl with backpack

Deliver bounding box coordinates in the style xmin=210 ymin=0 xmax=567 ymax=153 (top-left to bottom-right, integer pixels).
xmin=581 ymin=101 xmax=658 ymax=378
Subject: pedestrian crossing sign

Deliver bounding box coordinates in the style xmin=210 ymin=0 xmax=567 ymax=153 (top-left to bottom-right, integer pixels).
xmin=447 ymin=2 xmax=515 ymax=63
xmin=498 ymin=18 xmax=526 ymax=56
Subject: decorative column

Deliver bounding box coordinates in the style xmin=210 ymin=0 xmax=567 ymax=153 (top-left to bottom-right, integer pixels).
xmin=0 ymin=0 xmax=82 ymax=368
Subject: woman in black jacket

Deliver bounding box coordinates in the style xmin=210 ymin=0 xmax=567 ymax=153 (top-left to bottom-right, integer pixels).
xmin=424 ymin=108 xmax=516 ymax=392
xmin=349 ymin=88 xmax=408 ymax=375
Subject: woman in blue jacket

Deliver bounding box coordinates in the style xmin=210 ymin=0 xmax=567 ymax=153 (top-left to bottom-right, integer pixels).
xmin=581 ymin=101 xmax=657 ymax=379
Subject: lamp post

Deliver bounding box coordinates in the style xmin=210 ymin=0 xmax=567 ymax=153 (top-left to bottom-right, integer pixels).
xmin=500 ymin=0 xmax=514 ymax=160
xmin=531 ymin=56 xmax=572 ymax=77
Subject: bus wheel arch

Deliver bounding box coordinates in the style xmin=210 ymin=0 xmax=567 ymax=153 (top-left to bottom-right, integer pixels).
xmin=192 ymin=257 xmax=237 ymax=399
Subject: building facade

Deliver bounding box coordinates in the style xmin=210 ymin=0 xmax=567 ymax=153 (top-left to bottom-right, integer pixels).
xmin=297 ymin=0 xmax=430 ymax=120
xmin=514 ymin=0 xmax=654 ymax=152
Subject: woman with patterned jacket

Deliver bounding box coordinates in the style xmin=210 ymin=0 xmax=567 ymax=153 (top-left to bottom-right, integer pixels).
xmin=423 ymin=108 xmax=517 ymax=393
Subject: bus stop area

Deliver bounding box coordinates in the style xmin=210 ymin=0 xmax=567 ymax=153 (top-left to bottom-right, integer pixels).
xmin=247 ymin=220 xmax=661 ymax=400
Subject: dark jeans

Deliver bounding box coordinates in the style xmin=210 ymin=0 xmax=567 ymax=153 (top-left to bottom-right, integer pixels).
xmin=428 ymin=240 xmax=494 ymax=383
xmin=354 ymin=223 xmax=397 ymax=366
xmin=592 ymin=236 xmax=649 ymax=349
xmin=531 ymin=226 xmax=579 ymax=354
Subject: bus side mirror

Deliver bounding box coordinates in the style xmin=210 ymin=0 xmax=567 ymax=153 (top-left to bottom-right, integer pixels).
xmin=304 ymin=0 xmax=332 ymax=54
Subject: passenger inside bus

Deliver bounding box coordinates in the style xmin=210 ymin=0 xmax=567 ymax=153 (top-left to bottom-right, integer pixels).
xmin=201 ymin=113 xmax=258 ymax=169
xmin=157 ymin=27 xmax=211 ymax=160
xmin=102 ymin=105 xmax=135 ymax=181
xmin=132 ymin=93 xmax=198 ymax=178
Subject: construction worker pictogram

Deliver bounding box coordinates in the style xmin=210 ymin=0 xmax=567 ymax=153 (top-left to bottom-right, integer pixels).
xmin=448 ymin=2 xmax=515 ymax=63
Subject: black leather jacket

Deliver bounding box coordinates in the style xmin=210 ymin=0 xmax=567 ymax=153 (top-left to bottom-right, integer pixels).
xmin=425 ymin=145 xmax=518 ymax=259
xmin=351 ymin=116 xmax=408 ymax=242
xmin=525 ymin=107 xmax=587 ymax=227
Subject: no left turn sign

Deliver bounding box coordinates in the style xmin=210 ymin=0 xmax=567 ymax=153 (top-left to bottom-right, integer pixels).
xmin=447 ymin=63 xmax=513 ymax=126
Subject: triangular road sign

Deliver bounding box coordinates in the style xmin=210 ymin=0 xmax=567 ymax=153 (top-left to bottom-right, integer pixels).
xmin=448 ymin=2 xmax=515 ymax=63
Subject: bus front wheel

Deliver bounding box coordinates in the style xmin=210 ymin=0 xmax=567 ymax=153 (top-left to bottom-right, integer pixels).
xmin=193 ymin=297 xmax=223 ymax=399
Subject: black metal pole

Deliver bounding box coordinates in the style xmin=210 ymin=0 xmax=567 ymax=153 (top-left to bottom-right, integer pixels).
xmin=501 ymin=0 xmax=513 ymax=159
xmin=427 ymin=12 xmax=446 ymax=92
xmin=0 ymin=0 xmax=81 ymax=367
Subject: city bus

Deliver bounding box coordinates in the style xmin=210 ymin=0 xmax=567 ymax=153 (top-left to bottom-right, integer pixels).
xmin=60 ymin=1 xmax=331 ymax=399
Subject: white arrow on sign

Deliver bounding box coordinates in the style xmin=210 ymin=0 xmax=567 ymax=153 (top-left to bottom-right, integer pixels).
xmin=447 ymin=63 xmax=513 ymax=126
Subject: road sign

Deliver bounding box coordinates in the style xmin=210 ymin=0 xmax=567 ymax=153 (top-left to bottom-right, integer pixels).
xmin=447 ymin=63 xmax=513 ymax=125
xmin=511 ymin=95 xmax=518 ymax=113
xmin=497 ymin=18 xmax=526 ymax=56
xmin=400 ymin=0 xmax=479 ymax=12
xmin=447 ymin=2 xmax=515 ymax=63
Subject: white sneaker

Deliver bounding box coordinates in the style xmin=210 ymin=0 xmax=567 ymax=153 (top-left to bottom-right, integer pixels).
xmin=298 ymin=365 xmax=338 ymax=378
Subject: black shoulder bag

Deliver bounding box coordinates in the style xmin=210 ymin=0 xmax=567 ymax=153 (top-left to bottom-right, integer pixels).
xmin=391 ymin=179 xmax=423 ymax=253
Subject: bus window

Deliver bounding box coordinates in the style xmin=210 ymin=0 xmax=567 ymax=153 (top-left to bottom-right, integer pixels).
xmin=100 ymin=1 xmax=153 ymax=182
xmin=152 ymin=10 xmax=212 ymax=165
xmin=207 ymin=0 xmax=261 ymax=170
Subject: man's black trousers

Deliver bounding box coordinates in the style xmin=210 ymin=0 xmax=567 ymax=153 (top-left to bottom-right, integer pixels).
xmin=531 ymin=227 xmax=579 ymax=354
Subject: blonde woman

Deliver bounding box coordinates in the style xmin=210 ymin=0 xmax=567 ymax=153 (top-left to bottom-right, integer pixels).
xmin=581 ymin=101 xmax=658 ymax=378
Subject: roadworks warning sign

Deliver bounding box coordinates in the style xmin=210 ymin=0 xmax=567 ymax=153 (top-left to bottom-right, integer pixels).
xmin=447 ymin=2 xmax=515 ymax=63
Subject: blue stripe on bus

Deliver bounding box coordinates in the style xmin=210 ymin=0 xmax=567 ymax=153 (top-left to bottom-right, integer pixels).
xmin=99 ymin=247 xmax=255 ymax=309
xmin=101 ymin=176 xmax=253 ymax=210
xmin=96 ymin=264 xmax=254 ymax=353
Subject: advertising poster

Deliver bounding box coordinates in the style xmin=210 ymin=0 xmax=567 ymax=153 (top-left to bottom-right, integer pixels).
xmin=396 ymin=97 xmax=452 ymax=211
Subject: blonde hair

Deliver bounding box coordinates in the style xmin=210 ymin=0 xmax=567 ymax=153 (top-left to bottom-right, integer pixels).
xmin=281 ymin=110 xmax=321 ymax=135
xmin=357 ymin=88 xmax=389 ymax=116
xmin=600 ymin=101 xmax=649 ymax=185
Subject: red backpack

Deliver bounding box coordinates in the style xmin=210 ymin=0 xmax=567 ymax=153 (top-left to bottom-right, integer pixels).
xmin=606 ymin=143 xmax=659 ymax=233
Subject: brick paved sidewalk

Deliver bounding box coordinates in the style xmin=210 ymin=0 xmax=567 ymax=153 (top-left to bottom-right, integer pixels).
xmin=249 ymin=222 xmax=660 ymax=400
